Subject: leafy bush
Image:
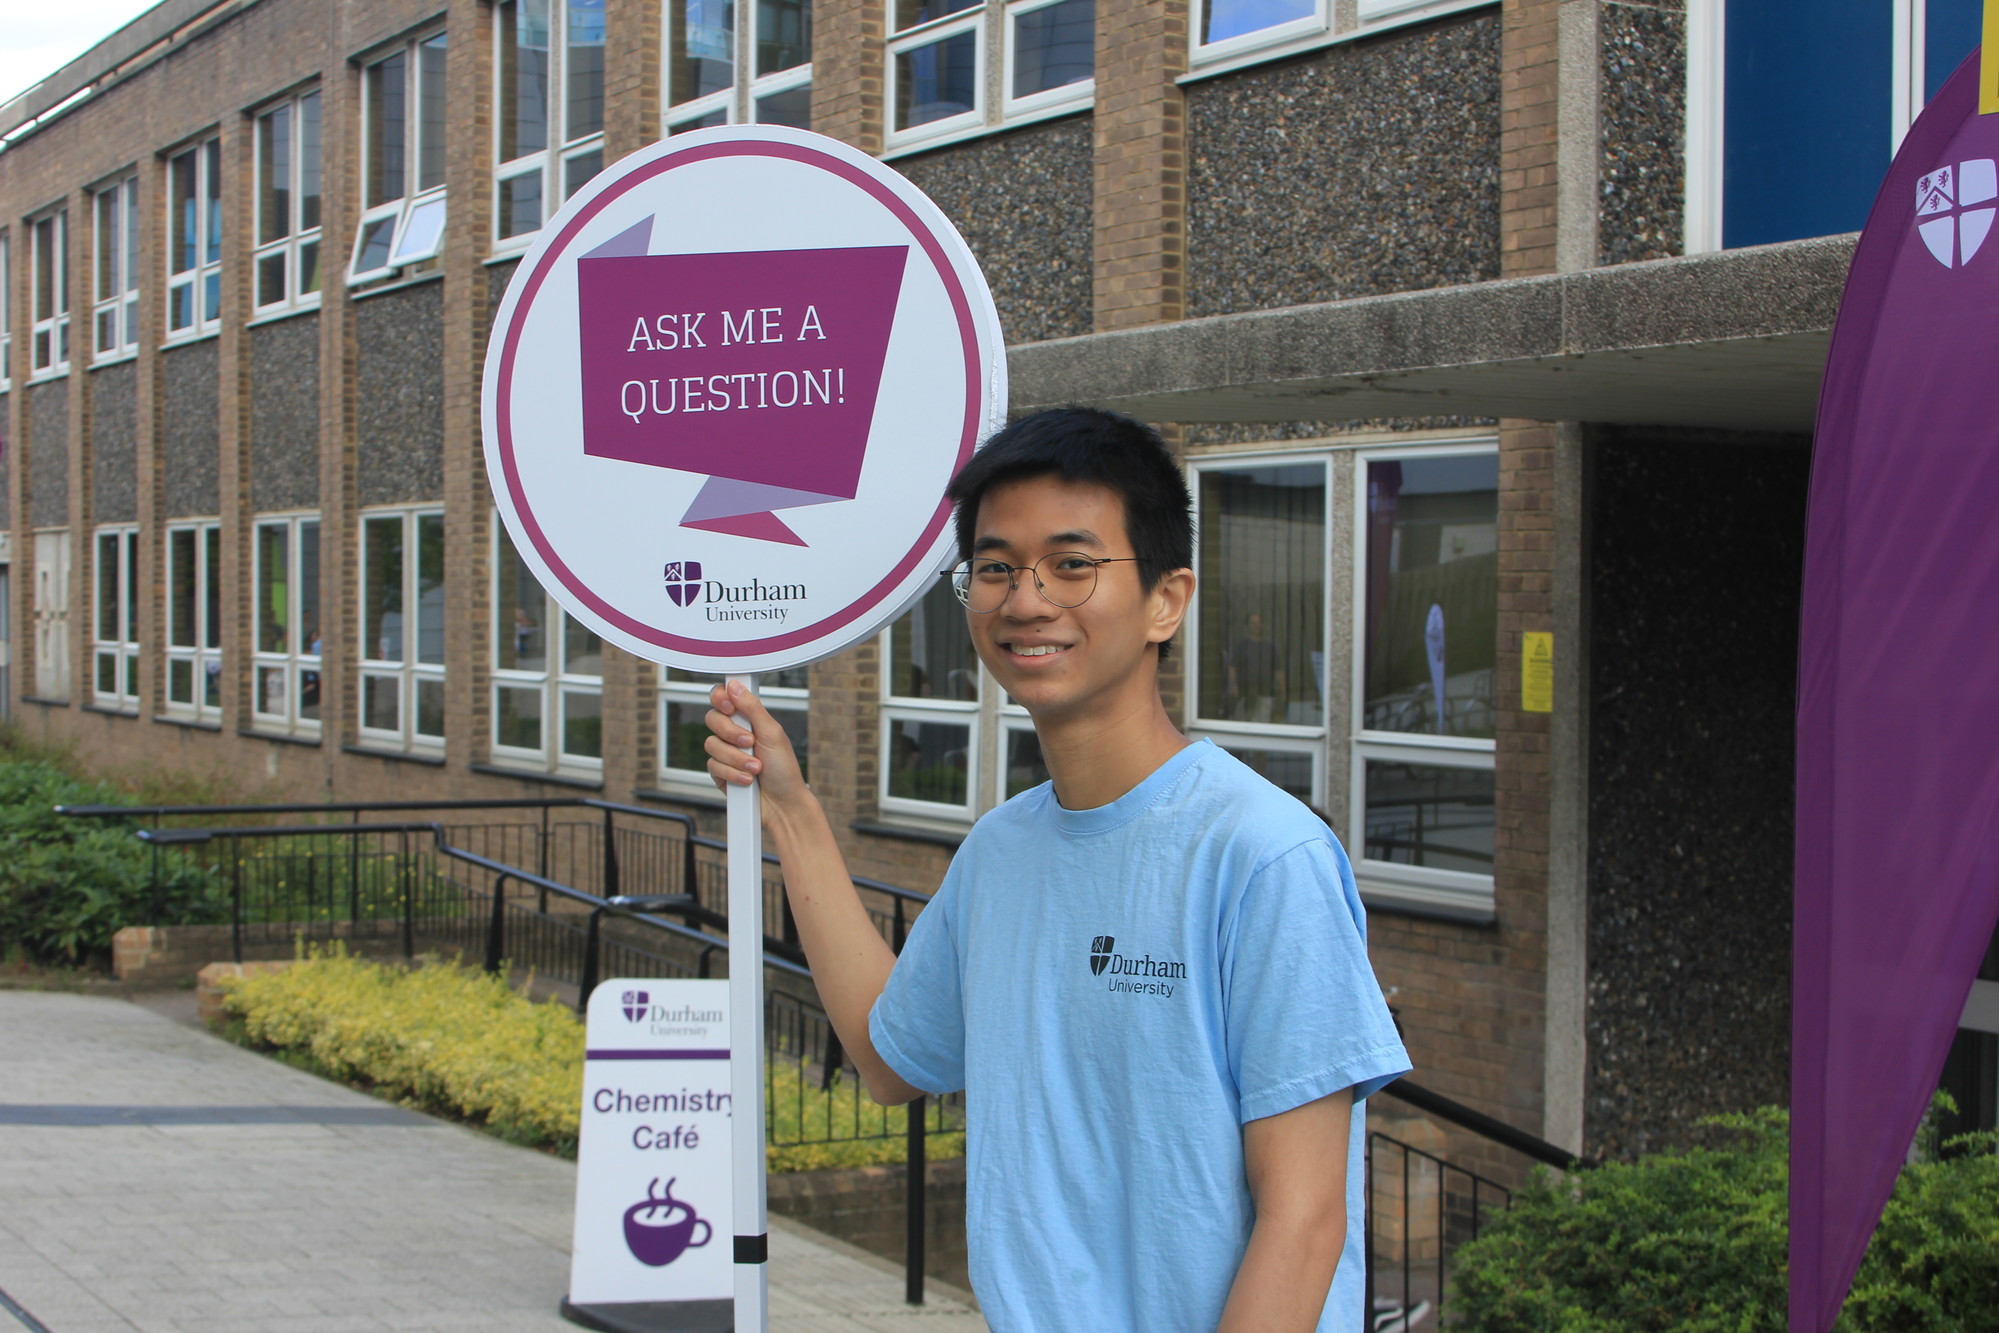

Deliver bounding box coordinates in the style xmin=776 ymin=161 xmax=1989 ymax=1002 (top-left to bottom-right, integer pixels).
xmin=225 ymin=948 xmax=586 ymax=1150
xmin=222 ymin=950 xmax=964 ymax=1171
xmin=0 ymin=760 xmax=225 ymax=963
xmin=1448 ymin=1106 xmax=1999 ymax=1332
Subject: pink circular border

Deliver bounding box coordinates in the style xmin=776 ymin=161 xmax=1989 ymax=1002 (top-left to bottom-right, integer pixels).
xmin=494 ymin=139 xmax=985 ymax=657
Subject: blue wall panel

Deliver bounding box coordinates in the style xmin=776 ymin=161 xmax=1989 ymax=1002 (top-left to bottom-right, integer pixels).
xmin=1928 ymin=0 xmax=1983 ymax=100
xmin=1724 ymin=0 xmax=1893 ymax=248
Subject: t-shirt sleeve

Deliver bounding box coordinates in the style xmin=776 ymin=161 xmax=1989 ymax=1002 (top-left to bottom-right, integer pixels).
xmin=1222 ymin=838 xmax=1411 ymax=1123
xmin=868 ymin=869 xmax=968 ymax=1096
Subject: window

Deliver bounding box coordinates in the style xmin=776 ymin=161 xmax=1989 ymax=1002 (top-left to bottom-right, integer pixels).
xmin=663 ymin=0 xmax=814 ymax=134
xmin=1 ymin=231 xmax=12 ymax=387
xmin=31 ymin=209 xmax=70 ymax=376
xmin=93 ymin=178 xmax=139 ymax=359
xmin=166 ymin=522 xmax=223 ymax=720
xmin=359 ymin=509 xmax=446 ymax=752
xmin=352 ymin=37 xmax=448 ymax=284
xmin=255 ymin=92 xmax=324 ymax=312
xmin=92 ymin=527 xmax=140 ymax=709
xmin=1189 ymin=458 xmax=1330 ymax=807
xmin=32 ymin=530 xmax=72 ymax=701
xmin=886 ymin=0 xmax=1089 ymax=150
xmin=493 ymin=522 xmax=604 ymax=772
xmin=1689 ymin=0 xmax=1982 ymax=251
xmin=495 ymin=0 xmax=607 ymax=243
xmin=1352 ymin=446 xmax=1498 ymax=910
xmin=659 ymin=664 xmax=810 ymax=785
xmin=167 ymin=139 xmax=222 ymax=337
xmin=878 ymin=579 xmax=1047 ymax=821
xmin=253 ymin=515 xmax=322 ymax=735
xmin=1190 ymin=0 xmax=1482 ymax=79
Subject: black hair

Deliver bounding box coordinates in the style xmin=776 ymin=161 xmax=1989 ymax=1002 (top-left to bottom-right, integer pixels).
xmin=944 ymin=408 xmax=1194 ymax=657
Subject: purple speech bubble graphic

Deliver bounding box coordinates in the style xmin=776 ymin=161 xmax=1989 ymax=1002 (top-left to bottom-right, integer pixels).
xmin=578 ymin=223 xmax=908 ymax=547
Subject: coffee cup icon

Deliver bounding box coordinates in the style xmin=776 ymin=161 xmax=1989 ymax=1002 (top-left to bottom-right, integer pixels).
xmin=623 ymin=1177 xmax=712 ymax=1267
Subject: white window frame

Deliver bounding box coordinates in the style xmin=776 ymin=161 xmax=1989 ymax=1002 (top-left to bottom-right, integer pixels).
xmin=491 ymin=521 xmax=605 ymax=775
xmin=30 ymin=208 xmax=70 ymax=378
xmin=1 ymin=230 xmax=13 ymax=388
xmin=1000 ymin=0 xmax=1096 ymax=118
xmin=251 ymin=513 xmax=323 ymax=737
xmin=92 ymin=177 xmax=139 ymax=362
xmin=1347 ymin=439 xmax=1499 ymax=915
xmin=1185 ymin=451 xmax=1334 ymax=809
xmin=1185 ymin=0 xmax=1492 ymax=84
xmin=495 ymin=0 xmax=608 ymax=248
xmin=32 ymin=529 xmax=72 ymax=701
xmin=658 ymin=666 xmax=810 ymax=788
xmin=352 ymin=34 xmax=449 ymax=286
xmin=254 ymin=90 xmax=325 ymax=315
xmin=357 ymin=507 xmax=447 ymax=754
xmin=165 ymin=520 xmax=223 ymax=722
xmin=877 ymin=577 xmax=1042 ymax=824
xmin=661 ymin=0 xmax=818 ymax=136
xmin=91 ymin=525 xmax=140 ymax=710
xmin=1683 ymin=0 xmax=1724 ymax=255
xmin=166 ymin=137 xmax=222 ymax=340
xmin=884 ymin=4 xmax=990 ymax=153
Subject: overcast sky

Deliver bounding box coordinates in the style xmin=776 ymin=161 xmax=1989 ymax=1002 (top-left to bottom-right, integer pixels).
xmin=1 ymin=1 xmax=160 ymax=108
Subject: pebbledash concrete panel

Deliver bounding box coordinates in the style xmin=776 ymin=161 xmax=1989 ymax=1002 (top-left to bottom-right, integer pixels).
xmin=357 ymin=280 xmax=444 ymax=507
xmin=1585 ymin=426 xmax=1805 ymax=1161
xmin=161 ymin=340 xmax=221 ymax=518
xmin=27 ymin=379 xmax=69 ymax=530
xmin=489 ymin=258 xmax=520 ymax=334
xmin=89 ymin=360 xmax=139 ymax=524
xmin=1600 ymin=0 xmax=1688 ymax=266
xmin=1008 ymin=234 xmax=1852 ymax=430
xmin=1186 ymin=11 xmax=1501 ymax=318
xmin=897 ymin=116 xmax=1095 ymax=345
xmin=248 ymin=313 xmax=321 ymax=512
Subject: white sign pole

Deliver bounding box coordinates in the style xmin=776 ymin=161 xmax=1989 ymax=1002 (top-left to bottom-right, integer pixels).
xmin=482 ymin=126 xmax=1007 ymax=1331
xmin=725 ymin=672 xmax=769 ymax=1333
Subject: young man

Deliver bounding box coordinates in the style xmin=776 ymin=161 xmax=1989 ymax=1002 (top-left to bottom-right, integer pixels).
xmin=706 ymin=409 xmax=1409 ymax=1332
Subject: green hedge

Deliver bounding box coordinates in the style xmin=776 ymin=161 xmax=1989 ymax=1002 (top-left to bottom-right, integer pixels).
xmin=1449 ymin=1107 xmax=1999 ymax=1332
xmin=223 ymin=950 xmax=965 ymax=1171
xmin=0 ymin=760 xmax=224 ymax=963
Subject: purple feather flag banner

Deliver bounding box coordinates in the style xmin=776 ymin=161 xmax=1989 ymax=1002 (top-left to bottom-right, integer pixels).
xmin=1794 ymin=44 xmax=1999 ymax=1333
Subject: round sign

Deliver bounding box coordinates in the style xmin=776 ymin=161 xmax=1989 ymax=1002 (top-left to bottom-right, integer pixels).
xmin=482 ymin=126 xmax=1006 ymax=675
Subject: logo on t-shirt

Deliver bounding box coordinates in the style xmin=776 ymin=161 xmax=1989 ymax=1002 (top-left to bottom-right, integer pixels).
xmin=1088 ymin=935 xmax=1187 ymax=998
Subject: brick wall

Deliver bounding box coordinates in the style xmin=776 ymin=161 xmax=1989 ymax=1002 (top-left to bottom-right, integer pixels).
xmin=813 ymin=0 xmax=887 ymax=154
xmin=1092 ymin=0 xmax=1187 ymax=330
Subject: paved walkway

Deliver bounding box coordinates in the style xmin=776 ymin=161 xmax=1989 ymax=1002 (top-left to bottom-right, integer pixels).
xmin=0 ymin=992 xmax=984 ymax=1333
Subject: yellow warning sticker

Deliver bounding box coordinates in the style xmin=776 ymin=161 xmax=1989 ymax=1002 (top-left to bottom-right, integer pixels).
xmin=1985 ymin=0 xmax=1999 ymax=115
xmin=1522 ymin=632 xmax=1554 ymax=714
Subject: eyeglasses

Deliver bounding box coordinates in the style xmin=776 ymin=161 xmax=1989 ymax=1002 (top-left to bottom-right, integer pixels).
xmin=944 ymin=552 xmax=1141 ymax=613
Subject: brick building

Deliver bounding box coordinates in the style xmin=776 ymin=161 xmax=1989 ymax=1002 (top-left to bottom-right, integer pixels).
xmin=1 ymin=0 xmax=1994 ymax=1167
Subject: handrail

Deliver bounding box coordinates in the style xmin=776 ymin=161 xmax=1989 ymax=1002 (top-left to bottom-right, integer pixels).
xmin=135 ymin=819 xmax=815 ymax=982
xmin=60 ymin=794 xmax=700 ymax=824
xmin=1377 ymin=1078 xmax=1593 ymax=1171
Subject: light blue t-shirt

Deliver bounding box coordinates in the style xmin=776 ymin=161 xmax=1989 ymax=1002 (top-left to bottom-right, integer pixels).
xmin=870 ymin=740 xmax=1411 ymax=1333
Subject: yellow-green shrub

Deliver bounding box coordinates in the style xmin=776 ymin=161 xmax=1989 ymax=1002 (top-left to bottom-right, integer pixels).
xmin=224 ymin=948 xmax=585 ymax=1150
xmin=221 ymin=950 xmax=963 ymax=1171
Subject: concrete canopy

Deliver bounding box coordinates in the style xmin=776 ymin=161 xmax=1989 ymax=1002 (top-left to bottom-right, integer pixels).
xmin=1007 ymin=234 xmax=1856 ymax=433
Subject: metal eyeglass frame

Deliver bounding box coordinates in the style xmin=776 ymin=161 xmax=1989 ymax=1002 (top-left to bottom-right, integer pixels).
xmin=943 ymin=553 xmax=1142 ymax=612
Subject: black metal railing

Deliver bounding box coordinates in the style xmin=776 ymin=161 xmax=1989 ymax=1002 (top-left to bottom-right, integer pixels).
xmin=66 ymin=795 xmax=952 ymax=1305
xmin=67 ymin=795 xmax=1582 ymax=1316
xmin=1364 ymin=1080 xmax=1592 ymax=1329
